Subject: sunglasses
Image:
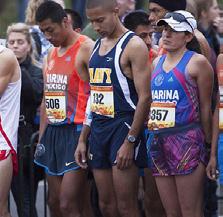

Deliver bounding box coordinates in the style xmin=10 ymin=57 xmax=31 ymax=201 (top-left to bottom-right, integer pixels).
xmin=164 ymin=12 xmax=194 ymax=32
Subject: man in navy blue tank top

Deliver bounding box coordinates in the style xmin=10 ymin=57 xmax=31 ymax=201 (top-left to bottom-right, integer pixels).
xmin=75 ymin=0 xmax=151 ymax=216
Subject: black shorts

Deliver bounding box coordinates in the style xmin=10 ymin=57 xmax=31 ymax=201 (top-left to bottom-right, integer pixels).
xmin=88 ymin=113 xmax=147 ymax=169
xmin=34 ymin=124 xmax=82 ymax=175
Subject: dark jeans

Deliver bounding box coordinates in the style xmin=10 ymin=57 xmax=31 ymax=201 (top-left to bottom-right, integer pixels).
xmin=11 ymin=169 xmax=39 ymax=217
xmin=11 ymin=124 xmax=44 ymax=217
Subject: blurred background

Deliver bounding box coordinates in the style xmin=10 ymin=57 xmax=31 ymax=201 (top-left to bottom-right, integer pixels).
xmin=0 ymin=0 xmax=149 ymax=38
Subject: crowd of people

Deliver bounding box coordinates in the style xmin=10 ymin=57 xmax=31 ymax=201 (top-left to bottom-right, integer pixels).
xmin=0 ymin=0 xmax=223 ymax=217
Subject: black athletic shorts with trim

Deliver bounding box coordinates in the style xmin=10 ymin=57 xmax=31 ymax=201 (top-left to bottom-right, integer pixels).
xmin=34 ymin=124 xmax=82 ymax=175
xmin=88 ymin=113 xmax=147 ymax=169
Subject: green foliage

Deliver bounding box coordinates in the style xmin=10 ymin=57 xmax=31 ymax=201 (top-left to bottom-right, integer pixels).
xmin=0 ymin=0 xmax=17 ymax=38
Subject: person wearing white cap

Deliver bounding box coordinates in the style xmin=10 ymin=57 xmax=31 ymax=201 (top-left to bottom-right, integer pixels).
xmin=147 ymin=10 xmax=215 ymax=217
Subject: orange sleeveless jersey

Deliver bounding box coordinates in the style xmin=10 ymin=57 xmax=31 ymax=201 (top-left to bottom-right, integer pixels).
xmin=45 ymin=35 xmax=90 ymax=125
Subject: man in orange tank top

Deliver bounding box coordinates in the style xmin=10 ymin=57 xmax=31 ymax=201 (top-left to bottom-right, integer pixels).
xmin=34 ymin=2 xmax=94 ymax=217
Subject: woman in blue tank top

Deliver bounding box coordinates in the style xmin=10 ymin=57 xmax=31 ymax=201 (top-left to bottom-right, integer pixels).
xmin=147 ymin=10 xmax=215 ymax=217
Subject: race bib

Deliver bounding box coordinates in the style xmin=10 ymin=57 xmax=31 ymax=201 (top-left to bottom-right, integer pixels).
xmin=90 ymin=85 xmax=114 ymax=118
xmin=45 ymin=92 xmax=66 ymax=123
xmin=219 ymin=103 xmax=223 ymax=130
xmin=148 ymin=102 xmax=176 ymax=129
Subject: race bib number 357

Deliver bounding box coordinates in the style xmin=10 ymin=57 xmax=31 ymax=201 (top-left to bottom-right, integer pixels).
xmin=148 ymin=102 xmax=176 ymax=129
xmin=90 ymin=85 xmax=114 ymax=118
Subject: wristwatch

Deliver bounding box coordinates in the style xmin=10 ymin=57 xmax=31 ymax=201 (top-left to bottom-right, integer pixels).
xmin=127 ymin=134 xmax=136 ymax=143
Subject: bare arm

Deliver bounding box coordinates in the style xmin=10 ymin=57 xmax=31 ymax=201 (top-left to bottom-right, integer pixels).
xmin=0 ymin=48 xmax=19 ymax=95
xmin=38 ymin=56 xmax=48 ymax=143
xmin=116 ymin=36 xmax=151 ymax=170
xmin=188 ymin=54 xmax=213 ymax=142
xmin=126 ymin=36 xmax=151 ymax=137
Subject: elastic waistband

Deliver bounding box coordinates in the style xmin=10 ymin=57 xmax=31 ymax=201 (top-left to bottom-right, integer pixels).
xmin=92 ymin=111 xmax=135 ymax=120
xmin=48 ymin=123 xmax=83 ymax=131
xmin=150 ymin=122 xmax=201 ymax=135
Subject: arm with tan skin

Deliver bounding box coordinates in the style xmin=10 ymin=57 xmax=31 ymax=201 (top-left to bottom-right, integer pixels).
xmin=37 ymin=56 xmax=48 ymax=143
xmin=116 ymin=36 xmax=152 ymax=170
xmin=206 ymin=92 xmax=219 ymax=180
xmin=74 ymin=37 xmax=95 ymax=168
xmin=187 ymin=54 xmax=213 ymax=144
xmin=206 ymin=54 xmax=222 ymax=180
xmin=75 ymin=96 xmax=92 ymax=169
xmin=0 ymin=48 xmax=19 ymax=95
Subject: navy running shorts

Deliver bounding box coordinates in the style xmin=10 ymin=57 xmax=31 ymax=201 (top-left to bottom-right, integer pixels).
xmin=34 ymin=124 xmax=82 ymax=175
xmin=88 ymin=113 xmax=147 ymax=169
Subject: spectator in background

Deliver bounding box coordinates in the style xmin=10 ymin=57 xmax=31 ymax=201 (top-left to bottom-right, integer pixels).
xmin=7 ymin=22 xmax=43 ymax=217
xmin=82 ymin=0 xmax=136 ymax=40
xmin=196 ymin=0 xmax=220 ymax=64
xmin=65 ymin=8 xmax=83 ymax=33
xmin=148 ymin=0 xmax=187 ymax=46
xmin=25 ymin=0 xmax=52 ymax=65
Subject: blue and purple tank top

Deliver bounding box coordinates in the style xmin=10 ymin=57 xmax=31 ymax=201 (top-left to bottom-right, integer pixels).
xmin=151 ymin=50 xmax=199 ymax=127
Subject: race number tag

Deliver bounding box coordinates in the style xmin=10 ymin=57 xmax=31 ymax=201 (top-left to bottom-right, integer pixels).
xmin=90 ymin=85 xmax=114 ymax=118
xmin=219 ymin=103 xmax=223 ymax=130
xmin=148 ymin=102 xmax=176 ymax=129
xmin=45 ymin=92 xmax=66 ymax=123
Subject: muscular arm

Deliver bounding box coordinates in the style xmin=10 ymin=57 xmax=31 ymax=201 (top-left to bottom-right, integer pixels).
xmin=126 ymin=36 xmax=151 ymax=137
xmin=116 ymin=36 xmax=151 ymax=170
xmin=188 ymin=54 xmax=213 ymax=142
xmin=0 ymin=49 xmax=19 ymax=95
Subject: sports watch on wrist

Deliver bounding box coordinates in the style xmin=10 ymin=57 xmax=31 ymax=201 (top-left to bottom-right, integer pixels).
xmin=127 ymin=134 xmax=136 ymax=143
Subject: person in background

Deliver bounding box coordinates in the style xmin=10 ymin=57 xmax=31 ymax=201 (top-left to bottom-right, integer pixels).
xmin=25 ymin=0 xmax=52 ymax=65
xmin=148 ymin=0 xmax=187 ymax=46
xmin=82 ymin=0 xmax=136 ymax=40
xmin=7 ymin=22 xmax=43 ymax=217
xmin=123 ymin=10 xmax=165 ymax=217
xmin=195 ymin=0 xmax=220 ymax=65
xmin=65 ymin=8 xmax=83 ymax=33
xmin=0 ymin=39 xmax=21 ymax=217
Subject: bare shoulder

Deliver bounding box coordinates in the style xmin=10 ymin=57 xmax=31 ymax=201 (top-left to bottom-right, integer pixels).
xmin=0 ymin=47 xmax=18 ymax=74
xmin=0 ymin=47 xmax=17 ymax=64
xmin=189 ymin=53 xmax=209 ymax=67
xmin=80 ymin=36 xmax=95 ymax=53
xmin=127 ymin=35 xmax=148 ymax=54
xmin=187 ymin=53 xmax=213 ymax=77
xmin=217 ymin=53 xmax=223 ymax=65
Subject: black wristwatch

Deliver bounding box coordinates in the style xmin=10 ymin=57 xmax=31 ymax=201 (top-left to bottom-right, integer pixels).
xmin=127 ymin=134 xmax=136 ymax=143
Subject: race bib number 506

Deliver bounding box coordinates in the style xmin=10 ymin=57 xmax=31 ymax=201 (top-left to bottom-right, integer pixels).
xmin=148 ymin=102 xmax=176 ymax=129
xmin=45 ymin=92 xmax=66 ymax=123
